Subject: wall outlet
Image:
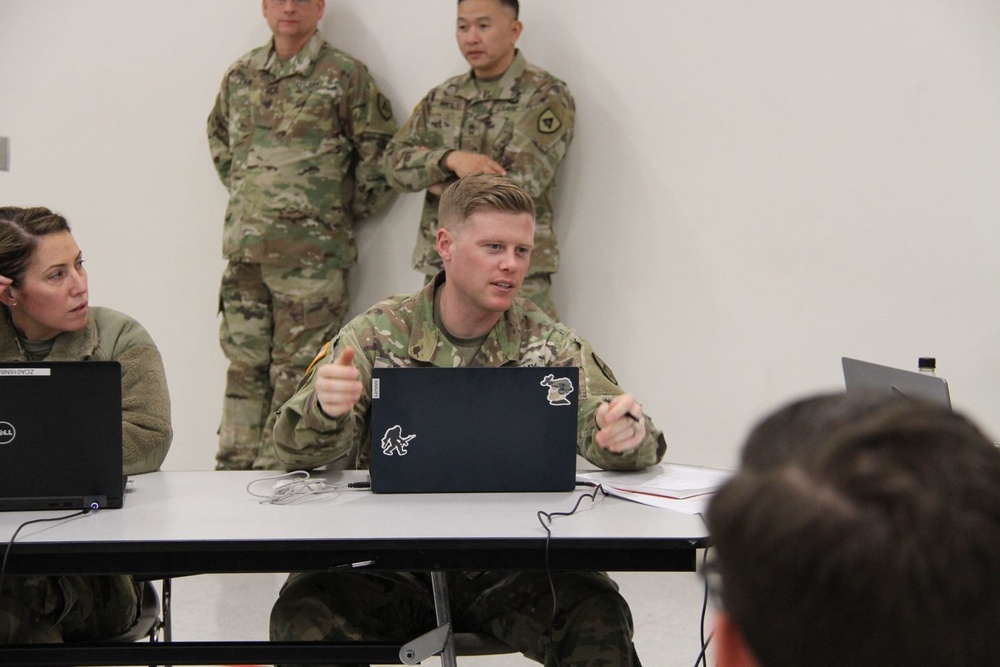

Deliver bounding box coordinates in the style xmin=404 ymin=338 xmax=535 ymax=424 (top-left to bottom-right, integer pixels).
xmin=0 ymin=137 xmax=9 ymax=171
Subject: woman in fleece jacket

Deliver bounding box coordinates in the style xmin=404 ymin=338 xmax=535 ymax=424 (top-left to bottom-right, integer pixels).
xmin=0 ymin=205 xmax=172 ymax=643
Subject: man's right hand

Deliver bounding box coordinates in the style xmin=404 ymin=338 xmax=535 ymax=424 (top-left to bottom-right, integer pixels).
xmin=443 ymin=150 xmax=506 ymax=179
xmin=315 ymin=346 xmax=364 ymax=418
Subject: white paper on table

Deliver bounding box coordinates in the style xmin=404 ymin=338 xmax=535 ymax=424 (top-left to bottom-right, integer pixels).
xmin=576 ymin=462 xmax=734 ymax=514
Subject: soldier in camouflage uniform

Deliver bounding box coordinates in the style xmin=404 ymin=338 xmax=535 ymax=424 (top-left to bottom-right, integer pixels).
xmin=207 ymin=0 xmax=397 ymax=470
xmin=383 ymin=0 xmax=574 ymax=320
xmin=270 ymin=175 xmax=664 ymax=667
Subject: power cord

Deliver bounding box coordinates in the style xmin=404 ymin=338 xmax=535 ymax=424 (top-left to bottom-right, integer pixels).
xmin=0 ymin=509 xmax=91 ymax=590
xmin=535 ymin=483 xmax=609 ymax=627
xmin=245 ymin=470 xmax=365 ymax=505
xmin=693 ymin=547 xmax=714 ymax=667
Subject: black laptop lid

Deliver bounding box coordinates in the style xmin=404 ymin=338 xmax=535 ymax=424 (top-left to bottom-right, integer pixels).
xmin=0 ymin=361 xmax=124 ymax=510
xmin=369 ymin=366 xmax=579 ymax=493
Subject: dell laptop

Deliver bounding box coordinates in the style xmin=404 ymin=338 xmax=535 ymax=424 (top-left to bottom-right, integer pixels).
xmin=842 ymin=357 xmax=952 ymax=409
xmin=369 ymin=366 xmax=579 ymax=493
xmin=0 ymin=361 xmax=125 ymax=511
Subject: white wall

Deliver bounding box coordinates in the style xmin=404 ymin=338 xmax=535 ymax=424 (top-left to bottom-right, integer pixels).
xmin=2 ymin=0 xmax=998 ymax=470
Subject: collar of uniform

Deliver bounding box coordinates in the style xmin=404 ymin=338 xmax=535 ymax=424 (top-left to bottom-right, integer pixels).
xmin=0 ymin=307 xmax=99 ymax=361
xmin=406 ymin=272 xmax=522 ymax=365
xmin=456 ymin=49 xmax=527 ymax=103
xmin=407 ymin=273 xmax=446 ymax=363
xmin=0 ymin=308 xmax=26 ymax=359
xmin=260 ymin=32 xmax=324 ymax=80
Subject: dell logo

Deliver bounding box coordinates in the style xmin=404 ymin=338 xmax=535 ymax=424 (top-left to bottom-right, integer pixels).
xmin=0 ymin=422 xmax=15 ymax=445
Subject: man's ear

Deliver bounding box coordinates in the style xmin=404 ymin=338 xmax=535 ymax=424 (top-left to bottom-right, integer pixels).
xmin=714 ymin=612 xmax=759 ymax=667
xmin=436 ymin=227 xmax=454 ymax=263
xmin=510 ymin=19 xmax=523 ymax=44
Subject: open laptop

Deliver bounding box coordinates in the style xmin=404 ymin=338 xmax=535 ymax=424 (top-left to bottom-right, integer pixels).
xmin=842 ymin=357 xmax=952 ymax=408
xmin=0 ymin=361 xmax=125 ymax=511
xmin=369 ymin=366 xmax=579 ymax=493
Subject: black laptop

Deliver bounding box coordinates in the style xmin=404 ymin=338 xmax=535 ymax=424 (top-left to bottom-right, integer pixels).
xmin=842 ymin=357 xmax=952 ymax=408
xmin=0 ymin=361 xmax=125 ymax=510
xmin=369 ymin=366 xmax=579 ymax=493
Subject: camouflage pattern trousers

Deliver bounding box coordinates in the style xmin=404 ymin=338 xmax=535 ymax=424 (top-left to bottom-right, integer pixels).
xmin=270 ymin=570 xmax=641 ymax=667
xmin=0 ymin=575 xmax=140 ymax=643
xmin=217 ymin=261 xmax=349 ymax=470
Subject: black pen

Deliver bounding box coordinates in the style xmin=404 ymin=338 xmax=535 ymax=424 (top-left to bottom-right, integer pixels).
xmin=603 ymin=397 xmax=641 ymax=422
xmin=347 ymin=481 xmax=371 ymax=489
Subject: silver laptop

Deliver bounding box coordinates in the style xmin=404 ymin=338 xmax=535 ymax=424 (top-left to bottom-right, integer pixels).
xmin=0 ymin=361 xmax=125 ymax=510
xmin=369 ymin=366 xmax=579 ymax=493
xmin=842 ymin=357 xmax=951 ymax=408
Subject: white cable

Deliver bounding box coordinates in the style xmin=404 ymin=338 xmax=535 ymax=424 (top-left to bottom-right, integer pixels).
xmin=245 ymin=470 xmax=348 ymax=505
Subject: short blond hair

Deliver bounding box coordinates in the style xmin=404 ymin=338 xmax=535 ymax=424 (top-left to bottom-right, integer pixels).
xmin=438 ymin=174 xmax=535 ymax=232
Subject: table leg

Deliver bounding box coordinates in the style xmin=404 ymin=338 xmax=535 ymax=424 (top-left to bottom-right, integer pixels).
xmin=431 ymin=571 xmax=457 ymax=667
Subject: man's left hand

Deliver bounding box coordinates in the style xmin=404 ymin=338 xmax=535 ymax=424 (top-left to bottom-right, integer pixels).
xmin=595 ymin=394 xmax=646 ymax=453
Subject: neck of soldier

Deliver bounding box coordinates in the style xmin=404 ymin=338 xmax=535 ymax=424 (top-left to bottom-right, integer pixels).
xmin=438 ymin=284 xmax=503 ymax=339
xmin=274 ymin=29 xmax=315 ymax=59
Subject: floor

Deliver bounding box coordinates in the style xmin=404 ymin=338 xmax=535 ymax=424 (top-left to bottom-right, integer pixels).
xmin=166 ymin=564 xmax=716 ymax=666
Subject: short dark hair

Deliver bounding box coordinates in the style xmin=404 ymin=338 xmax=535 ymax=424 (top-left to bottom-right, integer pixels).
xmin=438 ymin=174 xmax=535 ymax=231
xmin=458 ymin=0 xmax=519 ymax=19
xmin=738 ymin=392 xmax=906 ymax=470
xmin=0 ymin=207 xmax=72 ymax=287
xmin=707 ymin=393 xmax=1000 ymax=667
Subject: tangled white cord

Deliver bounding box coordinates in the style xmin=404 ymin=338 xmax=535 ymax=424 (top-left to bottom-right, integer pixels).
xmin=246 ymin=471 xmax=344 ymax=505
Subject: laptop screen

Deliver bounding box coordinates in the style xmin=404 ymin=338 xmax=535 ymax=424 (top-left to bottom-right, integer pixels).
xmin=0 ymin=361 xmax=124 ymax=510
xmin=842 ymin=357 xmax=952 ymax=409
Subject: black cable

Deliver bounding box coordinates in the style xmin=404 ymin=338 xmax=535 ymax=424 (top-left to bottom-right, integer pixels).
xmin=693 ymin=547 xmax=714 ymax=667
xmin=692 ymin=629 xmax=715 ymax=667
xmin=535 ymin=484 xmax=609 ymax=625
xmin=0 ymin=510 xmax=90 ymax=590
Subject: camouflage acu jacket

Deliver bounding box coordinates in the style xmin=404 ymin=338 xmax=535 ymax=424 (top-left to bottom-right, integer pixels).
xmin=383 ymin=51 xmax=575 ymax=276
xmin=208 ymin=33 xmax=397 ymax=269
xmin=273 ymin=273 xmax=665 ymax=471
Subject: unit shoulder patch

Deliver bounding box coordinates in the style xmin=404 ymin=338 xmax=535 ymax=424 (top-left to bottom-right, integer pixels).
xmin=377 ymin=93 xmax=393 ymax=121
xmin=537 ymin=107 xmax=562 ymax=135
xmin=592 ymin=352 xmax=619 ymax=385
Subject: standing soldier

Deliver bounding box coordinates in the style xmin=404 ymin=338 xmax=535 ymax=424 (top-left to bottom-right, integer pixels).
xmin=383 ymin=0 xmax=574 ymax=320
xmin=207 ymin=0 xmax=397 ymax=470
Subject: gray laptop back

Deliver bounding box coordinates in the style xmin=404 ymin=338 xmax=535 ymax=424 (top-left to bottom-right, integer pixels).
xmin=369 ymin=366 xmax=579 ymax=493
xmin=842 ymin=357 xmax=952 ymax=408
xmin=0 ymin=361 xmax=124 ymax=510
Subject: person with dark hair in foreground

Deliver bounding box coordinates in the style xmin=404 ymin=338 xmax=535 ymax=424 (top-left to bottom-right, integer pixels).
xmin=706 ymin=392 xmax=1000 ymax=667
